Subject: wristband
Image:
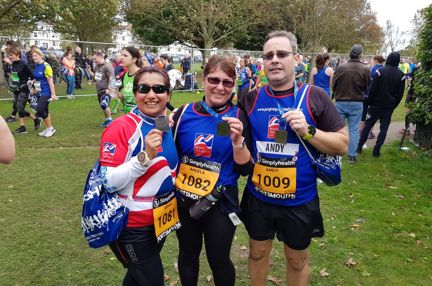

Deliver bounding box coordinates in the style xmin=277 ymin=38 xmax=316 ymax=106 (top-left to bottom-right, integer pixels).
xmin=232 ymin=137 xmax=245 ymax=149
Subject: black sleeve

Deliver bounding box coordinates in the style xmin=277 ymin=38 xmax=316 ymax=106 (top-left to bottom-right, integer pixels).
xmin=368 ymin=73 xmax=379 ymax=104
xmin=233 ymin=108 xmax=254 ymax=176
xmin=308 ymin=85 xmax=345 ymax=132
xmin=25 ymin=64 xmax=34 ymax=80
xmin=395 ymin=77 xmax=406 ymax=108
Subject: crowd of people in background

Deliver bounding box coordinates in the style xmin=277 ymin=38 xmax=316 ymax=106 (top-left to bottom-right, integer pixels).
xmin=0 ymin=30 xmax=422 ymax=286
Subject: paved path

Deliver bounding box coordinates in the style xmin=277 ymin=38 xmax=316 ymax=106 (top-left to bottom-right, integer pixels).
xmin=361 ymin=121 xmax=413 ymax=147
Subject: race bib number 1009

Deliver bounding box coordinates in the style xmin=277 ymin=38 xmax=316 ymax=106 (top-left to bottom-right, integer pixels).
xmin=252 ymin=155 xmax=297 ymax=195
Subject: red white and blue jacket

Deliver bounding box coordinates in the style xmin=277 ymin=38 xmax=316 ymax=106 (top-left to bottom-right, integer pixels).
xmin=100 ymin=108 xmax=178 ymax=228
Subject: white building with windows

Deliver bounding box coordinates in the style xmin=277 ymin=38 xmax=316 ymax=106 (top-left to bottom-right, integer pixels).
xmin=29 ymin=21 xmax=61 ymax=49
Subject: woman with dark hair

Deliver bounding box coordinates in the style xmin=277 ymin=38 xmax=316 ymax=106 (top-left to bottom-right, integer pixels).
xmin=117 ymin=46 xmax=143 ymax=113
xmin=172 ymin=55 xmax=252 ymax=286
xmin=309 ymin=53 xmax=334 ymax=96
xmin=101 ymin=67 xmax=179 ymax=286
xmin=236 ymin=58 xmax=252 ymax=101
xmin=61 ymin=47 xmax=76 ymax=99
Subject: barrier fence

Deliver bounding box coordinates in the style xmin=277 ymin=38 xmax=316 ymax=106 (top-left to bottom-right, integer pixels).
xmin=0 ymin=36 xmax=415 ymax=93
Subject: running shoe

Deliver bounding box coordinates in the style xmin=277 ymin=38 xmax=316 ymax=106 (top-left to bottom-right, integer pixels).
xmin=34 ymin=117 xmax=42 ymax=130
xmin=100 ymin=119 xmax=113 ymax=127
xmin=44 ymin=128 xmax=56 ymax=137
xmin=5 ymin=116 xmax=16 ymax=123
xmin=348 ymin=156 xmax=357 ymax=163
xmin=38 ymin=128 xmax=48 ymax=136
xmin=14 ymin=126 xmax=27 ymax=134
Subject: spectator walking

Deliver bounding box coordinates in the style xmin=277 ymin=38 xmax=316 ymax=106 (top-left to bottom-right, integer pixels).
xmin=357 ymin=52 xmax=406 ymax=157
xmin=332 ymin=45 xmax=370 ymax=163
xmin=61 ymin=47 xmax=76 ymax=99
xmin=74 ymin=46 xmax=86 ymax=89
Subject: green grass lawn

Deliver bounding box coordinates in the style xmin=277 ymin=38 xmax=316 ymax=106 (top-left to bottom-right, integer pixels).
xmin=0 ymin=85 xmax=430 ymax=285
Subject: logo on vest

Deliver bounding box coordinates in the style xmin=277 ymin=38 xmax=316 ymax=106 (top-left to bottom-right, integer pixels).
xmin=102 ymin=142 xmax=116 ymax=161
xmin=193 ymin=133 xmax=214 ymax=158
xmin=267 ymin=115 xmax=280 ymax=139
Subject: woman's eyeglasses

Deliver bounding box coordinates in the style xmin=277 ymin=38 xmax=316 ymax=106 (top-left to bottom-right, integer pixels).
xmin=136 ymin=84 xmax=169 ymax=94
xmin=263 ymin=50 xmax=295 ymax=61
xmin=206 ymin=77 xmax=235 ymax=88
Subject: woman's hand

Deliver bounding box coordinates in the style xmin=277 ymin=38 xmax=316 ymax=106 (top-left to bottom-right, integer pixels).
xmin=144 ymin=129 xmax=164 ymax=160
xmin=222 ymin=117 xmax=243 ymax=145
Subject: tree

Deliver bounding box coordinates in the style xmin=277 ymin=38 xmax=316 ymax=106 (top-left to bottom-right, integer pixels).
xmin=124 ymin=0 xmax=256 ymax=58
xmin=382 ymin=20 xmax=406 ymax=53
xmin=232 ymin=0 xmax=293 ymax=51
xmin=51 ymin=0 xmax=120 ymax=54
xmin=0 ymin=0 xmax=59 ymax=86
xmin=285 ymin=0 xmax=383 ymax=54
xmin=410 ymin=4 xmax=432 ymax=149
xmin=0 ymin=0 xmax=59 ymax=35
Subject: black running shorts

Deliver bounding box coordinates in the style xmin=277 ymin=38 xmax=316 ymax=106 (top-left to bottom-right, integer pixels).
xmin=240 ymin=190 xmax=324 ymax=250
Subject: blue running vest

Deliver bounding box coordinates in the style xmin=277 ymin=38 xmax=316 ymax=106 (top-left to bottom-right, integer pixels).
xmin=246 ymin=83 xmax=318 ymax=206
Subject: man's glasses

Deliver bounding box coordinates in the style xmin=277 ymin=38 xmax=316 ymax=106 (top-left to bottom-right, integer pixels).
xmin=136 ymin=84 xmax=169 ymax=94
xmin=207 ymin=77 xmax=235 ymax=88
xmin=263 ymin=51 xmax=295 ymax=61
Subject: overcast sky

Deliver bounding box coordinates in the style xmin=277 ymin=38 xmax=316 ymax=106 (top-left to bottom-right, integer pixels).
xmin=369 ymin=0 xmax=431 ymax=32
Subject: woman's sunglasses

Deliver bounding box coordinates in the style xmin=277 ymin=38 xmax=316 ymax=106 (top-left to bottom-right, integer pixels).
xmin=136 ymin=84 xmax=169 ymax=94
xmin=263 ymin=50 xmax=295 ymax=61
xmin=207 ymin=77 xmax=235 ymax=88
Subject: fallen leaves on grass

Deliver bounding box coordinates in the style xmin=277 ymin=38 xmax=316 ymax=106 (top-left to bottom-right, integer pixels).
xmin=350 ymin=224 xmax=361 ymax=230
xmin=164 ymin=274 xmax=170 ymax=281
xmin=319 ymin=268 xmax=330 ymax=277
xmin=240 ymin=245 xmax=248 ymax=251
xmin=345 ymin=258 xmax=357 ymax=267
xmin=394 ymin=194 xmax=405 ymax=199
xmin=206 ymin=275 xmax=212 ymax=282
xmin=408 ymin=233 xmax=416 ymax=238
xmin=267 ymin=275 xmax=282 ymax=285
xmin=169 ymin=280 xmax=178 ymax=286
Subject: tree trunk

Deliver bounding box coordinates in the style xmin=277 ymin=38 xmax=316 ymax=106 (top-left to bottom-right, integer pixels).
xmin=0 ymin=51 xmax=6 ymax=87
xmin=414 ymin=122 xmax=432 ymax=150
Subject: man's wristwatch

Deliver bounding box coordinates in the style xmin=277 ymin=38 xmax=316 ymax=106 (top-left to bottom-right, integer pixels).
xmin=302 ymin=125 xmax=316 ymax=141
xmin=232 ymin=137 xmax=246 ymax=149
xmin=137 ymin=151 xmax=151 ymax=167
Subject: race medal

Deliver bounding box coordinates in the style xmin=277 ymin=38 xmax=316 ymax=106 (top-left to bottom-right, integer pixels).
xmin=153 ymin=192 xmax=181 ymax=242
xmin=275 ymin=130 xmax=287 ymax=144
xmin=252 ymin=155 xmax=297 ymax=196
xmin=175 ymin=156 xmax=221 ymax=200
xmin=217 ymin=121 xmax=230 ymax=136
xmin=155 ymin=117 xmax=170 ymax=132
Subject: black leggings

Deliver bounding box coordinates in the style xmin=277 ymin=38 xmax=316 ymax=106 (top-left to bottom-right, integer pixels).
xmin=110 ymin=226 xmax=165 ymax=286
xmin=176 ymin=205 xmax=236 ymax=286
xmin=14 ymin=91 xmax=30 ymax=118
xmin=36 ymin=96 xmax=50 ymax=119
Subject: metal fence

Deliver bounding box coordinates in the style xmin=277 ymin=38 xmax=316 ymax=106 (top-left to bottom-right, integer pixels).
xmin=0 ymin=36 xmax=415 ymax=92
